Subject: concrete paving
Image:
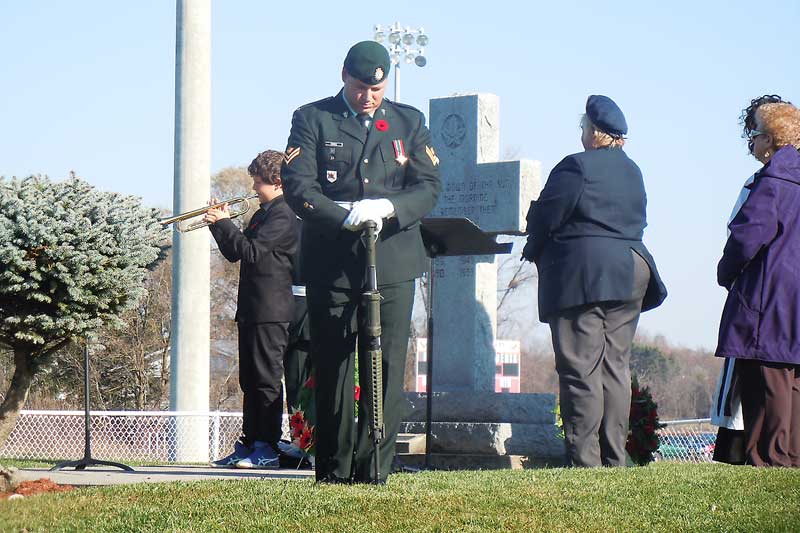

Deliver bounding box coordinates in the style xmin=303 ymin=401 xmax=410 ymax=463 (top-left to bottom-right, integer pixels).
xmin=16 ymin=465 xmax=314 ymax=487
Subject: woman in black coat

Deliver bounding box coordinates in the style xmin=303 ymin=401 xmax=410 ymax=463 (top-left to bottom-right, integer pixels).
xmin=523 ymin=95 xmax=666 ymax=467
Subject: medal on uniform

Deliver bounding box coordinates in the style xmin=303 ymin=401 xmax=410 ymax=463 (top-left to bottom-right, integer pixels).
xmin=326 ymin=170 xmax=338 ymax=183
xmin=392 ymin=139 xmax=408 ymax=165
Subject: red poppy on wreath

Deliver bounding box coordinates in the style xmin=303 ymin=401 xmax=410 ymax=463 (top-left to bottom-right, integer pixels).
xmin=290 ymin=411 xmax=305 ymax=431
xmin=375 ymin=119 xmax=389 ymax=132
xmin=299 ymin=426 xmax=314 ymax=450
xmin=626 ymin=375 xmax=665 ymax=466
xmin=354 ymin=385 xmax=361 ymax=401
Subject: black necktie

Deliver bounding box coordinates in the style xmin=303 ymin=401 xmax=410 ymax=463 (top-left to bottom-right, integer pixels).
xmin=357 ymin=113 xmax=371 ymax=130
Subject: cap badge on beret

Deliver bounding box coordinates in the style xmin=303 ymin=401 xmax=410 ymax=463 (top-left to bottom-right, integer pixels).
xmin=344 ymin=40 xmax=391 ymax=85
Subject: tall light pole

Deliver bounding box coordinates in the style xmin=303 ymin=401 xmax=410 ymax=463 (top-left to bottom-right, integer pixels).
xmin=171 ymin=0 xmax=211 ymax=462
xmin=373 ymin=23 xmax=429 ymax=102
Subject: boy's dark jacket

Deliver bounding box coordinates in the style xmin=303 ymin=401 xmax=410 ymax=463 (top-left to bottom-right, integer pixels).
xmin=209 ymin=195 xmax=297 ymax=323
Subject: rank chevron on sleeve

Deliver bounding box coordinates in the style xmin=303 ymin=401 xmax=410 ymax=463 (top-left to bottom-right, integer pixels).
xmin=425 ymin=145 xmax=439 ymax=166
xmin=283 ymin=147 xmax=301 ymax=165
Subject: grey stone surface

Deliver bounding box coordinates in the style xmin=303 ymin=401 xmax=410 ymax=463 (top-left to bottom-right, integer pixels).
xmin=396 ymin=433 xmax=426 ymax=454
xmin=15 ymin=465 xmax=313 ymax=487
xmin=402 ymin=391 xmax=556 ymax=424
xmin=427 ymin=93 xmax=541 ymax=393
xmin=401 ymin=421 xmax=563 ymax=458
xmin=0 ymin=465 xmax=19 ymax=492
xmin=397 ymin=454 xmax=566 ymax=470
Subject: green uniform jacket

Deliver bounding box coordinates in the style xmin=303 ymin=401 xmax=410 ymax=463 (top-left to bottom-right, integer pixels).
xmin=281 ymin=91 xmax=441 ymax=289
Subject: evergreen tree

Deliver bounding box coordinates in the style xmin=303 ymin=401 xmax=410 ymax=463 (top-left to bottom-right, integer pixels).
xmin=0 ymin=175 xmax=166 ymax=445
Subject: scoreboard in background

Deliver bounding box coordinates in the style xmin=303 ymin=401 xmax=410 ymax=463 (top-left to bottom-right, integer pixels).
xmin=414 ymin=338 xmax=521 ymax=393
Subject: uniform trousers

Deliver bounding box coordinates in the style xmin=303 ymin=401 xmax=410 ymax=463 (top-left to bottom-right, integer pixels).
xmin=307 ymin=281 xmax=414 ymax=483
xmin=238 ymin=321 xmax=290 ymax=447
xmin=738 ymin=359 xmax=800 ymax=467
xmin=284 ymin=295 xmax=311 ymax=412
xmin=548 ymin=251 xmax=650 ymax=467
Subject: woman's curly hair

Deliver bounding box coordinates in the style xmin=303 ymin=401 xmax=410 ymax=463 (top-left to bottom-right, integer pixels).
xmin=740 ymin=94 xmax=791 ymax=154
xmin=247 ymin=150 xmax=283 ymax=185
xmin=758 ymin=102 xmax=800 ymax=151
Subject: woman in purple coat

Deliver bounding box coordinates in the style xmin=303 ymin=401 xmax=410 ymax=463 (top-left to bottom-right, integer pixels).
xmin=716 ymin=100 xmax=800 ymax=467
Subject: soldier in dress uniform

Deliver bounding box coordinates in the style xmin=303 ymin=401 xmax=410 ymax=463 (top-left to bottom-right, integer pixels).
xmin=280 ymin=41 xmax=441 ymax=484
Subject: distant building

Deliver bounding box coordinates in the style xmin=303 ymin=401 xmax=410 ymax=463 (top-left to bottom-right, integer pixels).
xmin=414 ymin=338 xmax=521 ymax=393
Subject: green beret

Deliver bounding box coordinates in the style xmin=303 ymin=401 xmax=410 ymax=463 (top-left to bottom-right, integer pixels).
xmin=344 ymin=41 xmax=391 ymax=85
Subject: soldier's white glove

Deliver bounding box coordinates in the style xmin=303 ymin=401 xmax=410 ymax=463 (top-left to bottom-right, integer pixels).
xmin=342 ymin=198 xmax=396 ymax=233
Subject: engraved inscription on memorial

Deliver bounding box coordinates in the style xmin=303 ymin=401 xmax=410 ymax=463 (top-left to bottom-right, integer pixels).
xmin=434 ymin=176 xmax=511 ymax=220
xmin=433 ymin=256 xmax=475 ymax=279
xmin=440 ymin=114 xmax=466 ymax=148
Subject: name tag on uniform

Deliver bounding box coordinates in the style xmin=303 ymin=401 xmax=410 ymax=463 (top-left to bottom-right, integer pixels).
xmin=324 ymin=141 xmax=344 ymax=147
xmin=326 ymin=170 xmax=338 ymax=183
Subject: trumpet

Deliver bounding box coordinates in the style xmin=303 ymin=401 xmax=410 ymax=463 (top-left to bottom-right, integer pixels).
xmin=159 ymin=194 xmax=259 ymax=232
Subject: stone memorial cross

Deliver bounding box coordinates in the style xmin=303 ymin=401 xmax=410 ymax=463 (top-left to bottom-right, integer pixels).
xmin=427 ymin=93 xmax=540 ymax=392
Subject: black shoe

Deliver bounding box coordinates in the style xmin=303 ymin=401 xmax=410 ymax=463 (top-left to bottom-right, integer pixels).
xmin=351 ymin=475 xmax=387 ymax=485
xmin=316 ymin=474 xmax=352 ymax=485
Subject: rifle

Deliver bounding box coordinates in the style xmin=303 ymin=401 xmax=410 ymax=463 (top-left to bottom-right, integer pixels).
xmin=361 ymin=221 xmax=385 ymax=482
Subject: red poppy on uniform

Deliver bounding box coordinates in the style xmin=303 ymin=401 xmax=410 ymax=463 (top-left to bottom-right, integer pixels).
xmin=375 ymin=119 xmax=389 ymax=132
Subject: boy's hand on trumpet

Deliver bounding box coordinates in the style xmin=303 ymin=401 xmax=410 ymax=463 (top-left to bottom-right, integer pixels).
xmin=203 ymin=198 xmax=231 ymax=225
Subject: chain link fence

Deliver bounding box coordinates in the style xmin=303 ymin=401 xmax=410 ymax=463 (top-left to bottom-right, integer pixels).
xmin=0 ymin=410 xmax=290 ymax=463
xmin=0 ymin=411 xmax=718 ymax=464
xmin=655 ymin=418 xmax=717 ymax=463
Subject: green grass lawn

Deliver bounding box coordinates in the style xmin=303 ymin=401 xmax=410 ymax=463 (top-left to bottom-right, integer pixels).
xmin=1 ymin=463 xmax=798 ymax=532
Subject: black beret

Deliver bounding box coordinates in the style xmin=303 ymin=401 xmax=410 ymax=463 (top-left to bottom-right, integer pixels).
xmin=344 ymin=41 xmax=391 ymax=85
xmin=586 ymin=95 xmax=627 ymax=136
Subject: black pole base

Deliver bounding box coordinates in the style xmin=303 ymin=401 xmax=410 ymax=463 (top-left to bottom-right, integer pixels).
xmin=51 ymin=455 xmax=133 ymax=472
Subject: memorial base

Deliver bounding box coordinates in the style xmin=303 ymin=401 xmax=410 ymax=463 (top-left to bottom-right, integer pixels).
xmin=401 ymin=391 xmax=563 ymax=463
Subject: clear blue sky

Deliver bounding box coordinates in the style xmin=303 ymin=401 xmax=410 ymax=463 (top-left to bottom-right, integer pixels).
xmin=2 ymin=1 xmax=799 ymax=350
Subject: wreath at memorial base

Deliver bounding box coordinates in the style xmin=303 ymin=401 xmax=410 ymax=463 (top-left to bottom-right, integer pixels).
xmin=625 ymin=375 xmax=665 ymax=466
xmin=287 ymin=376 xmax=362 ymax=458
xmin=289 ymin=376 xmax=316 ymax=457
xmin=552 ymin=374 xmax=665 ymax=466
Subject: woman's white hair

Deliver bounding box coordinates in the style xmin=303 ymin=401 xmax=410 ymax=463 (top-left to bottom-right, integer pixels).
xmin=581 ymin=114 xmax=625 ymax=148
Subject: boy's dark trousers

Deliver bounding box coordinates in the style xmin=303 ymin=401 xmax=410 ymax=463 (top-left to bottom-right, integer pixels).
xmin=238 ymin=321 xmax=290 ymax=446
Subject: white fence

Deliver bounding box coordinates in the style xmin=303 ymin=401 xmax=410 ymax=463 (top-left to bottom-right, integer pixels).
xmin=0 ymin=411 xmax=717 ymax=464
xmin=0 ymin=410 xmax=280 ymax=463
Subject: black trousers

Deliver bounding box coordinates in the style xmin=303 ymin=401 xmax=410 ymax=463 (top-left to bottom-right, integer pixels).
xmin=284 ymin=295 xmax=311 ymax=413
xmin=308 ymin=281 xmax=415 ymax=483
xmin=238 ymin=321 xmax=290 ymax=446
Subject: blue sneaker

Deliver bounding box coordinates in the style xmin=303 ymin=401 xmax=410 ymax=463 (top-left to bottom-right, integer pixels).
xmin=236 ymin=441 xmax=279 ymax=469
xmin=211 ymin=440 xmax=252 ymax=468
